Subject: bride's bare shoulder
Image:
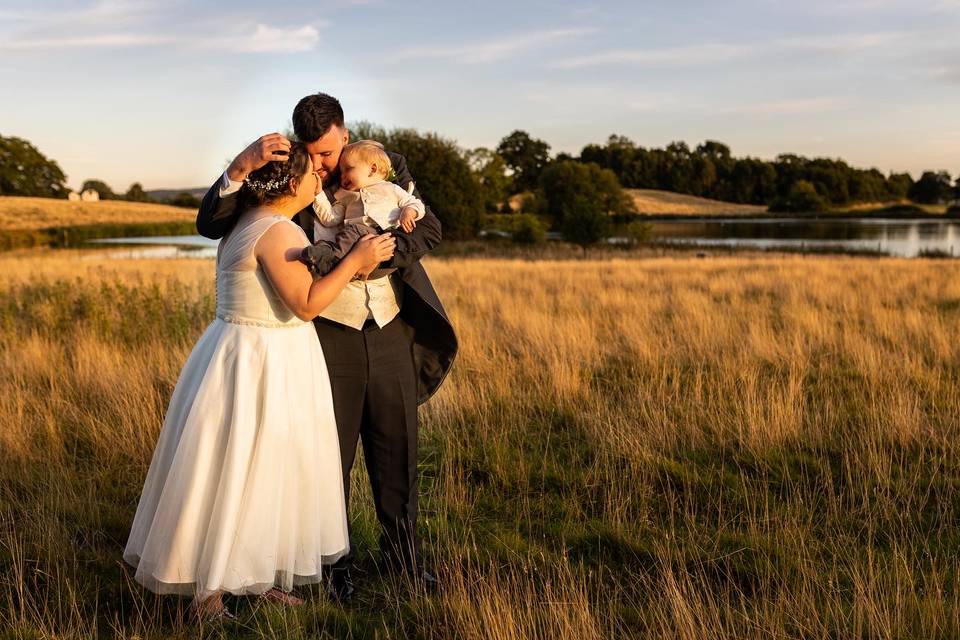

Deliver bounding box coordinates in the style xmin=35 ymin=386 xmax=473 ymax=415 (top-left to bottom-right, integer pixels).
xmin=254 ymin=217 xmax=308 ymax=262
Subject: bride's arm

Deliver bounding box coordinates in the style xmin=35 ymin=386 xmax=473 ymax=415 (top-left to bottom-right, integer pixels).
xmin=256 ymin=224 xmax=395 ymax=321
xmin=197 ymin=134 xmax=292 ymax=239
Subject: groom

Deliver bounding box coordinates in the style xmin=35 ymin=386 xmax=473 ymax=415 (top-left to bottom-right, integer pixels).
xmin=195 ymin=92 xmax=457 ymax=598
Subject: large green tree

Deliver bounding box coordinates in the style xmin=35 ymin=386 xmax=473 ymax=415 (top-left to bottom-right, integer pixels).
xmin=908 ymin=171 xmax=953 ymax=204
xmin=80 ymin=179 xmax=117 ymax=200
xmin=124 ymin=182 xmax=152 ymax=202
xmin=538 ymin=160 xmax=633 ymax=253
xmin=465 ymin=147 xmax=510 ymax=212
xmin=0 ymin=135 xmax=69 ymax=198
xmin=496 ymin=130 xmax=551 ymax=193
xmin=887 ymin=173 xmax=914 ymax=200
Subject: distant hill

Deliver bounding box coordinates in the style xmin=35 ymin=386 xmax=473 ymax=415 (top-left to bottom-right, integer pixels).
xmin=146 ymin=187 xmax=208 ymax=202
xmin=0 ymin=196 xmax=196 ymax=231
xmin=626 ymin=189 xmax=767 ymax=216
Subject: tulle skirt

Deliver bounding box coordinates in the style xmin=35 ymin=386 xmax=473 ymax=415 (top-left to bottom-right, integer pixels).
xmin=123 ymin=318 xmax=349 ymax=599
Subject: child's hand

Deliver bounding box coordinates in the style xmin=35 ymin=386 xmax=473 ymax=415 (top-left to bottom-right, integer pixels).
xmin=399 ymin=207 xmax=418 ymax=233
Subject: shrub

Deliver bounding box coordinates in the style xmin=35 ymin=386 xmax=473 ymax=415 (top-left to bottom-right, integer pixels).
xmin=623 ymin=220 xmax=654 ymax=245
xmin=769 ymin=180 xmax=829 ymax=213
xmin=511 ymin=214 xmax=546 ymax=245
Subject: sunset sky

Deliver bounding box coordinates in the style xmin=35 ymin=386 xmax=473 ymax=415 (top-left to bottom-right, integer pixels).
xmin=1 ymin=0 xmax=958 ymax=191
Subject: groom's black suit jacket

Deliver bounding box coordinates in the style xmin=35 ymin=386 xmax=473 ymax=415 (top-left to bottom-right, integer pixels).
xmin=195 ymin=151 xmax=457 ymax=404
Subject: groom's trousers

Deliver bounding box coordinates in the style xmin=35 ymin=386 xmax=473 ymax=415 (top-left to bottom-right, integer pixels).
xmin=313 ymin=315 xmax=421 ymax=571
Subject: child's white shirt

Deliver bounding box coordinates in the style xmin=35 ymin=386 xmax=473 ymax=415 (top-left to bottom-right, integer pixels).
xmin=312 ymin=180 xmax=425 ymax=242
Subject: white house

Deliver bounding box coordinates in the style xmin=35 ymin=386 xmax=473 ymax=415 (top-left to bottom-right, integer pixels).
xmin=67 ymin=191 xmax=81 ymax=201
xmin=80 ymin=189 xmax=100 ymax=202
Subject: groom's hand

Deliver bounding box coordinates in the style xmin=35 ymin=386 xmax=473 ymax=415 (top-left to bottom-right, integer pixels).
xmin=226 ymin=133 xmax=291 ymax=182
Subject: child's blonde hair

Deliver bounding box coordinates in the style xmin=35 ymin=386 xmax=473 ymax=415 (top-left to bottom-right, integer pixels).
xmin=340 ymin=140 xmax=391 ymax=178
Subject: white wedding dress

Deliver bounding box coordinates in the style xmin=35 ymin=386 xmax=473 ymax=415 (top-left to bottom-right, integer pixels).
xmin=123 ymin=212 xmax=349 ymax=599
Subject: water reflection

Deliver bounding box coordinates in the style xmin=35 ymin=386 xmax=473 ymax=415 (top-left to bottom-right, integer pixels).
xmin=649 ymin=219 xmax=960 ymax=257
xmin=88 ymin=219 xmax=960 ymax=259
xmin=87 ymin=235 xmax=219 ymax=259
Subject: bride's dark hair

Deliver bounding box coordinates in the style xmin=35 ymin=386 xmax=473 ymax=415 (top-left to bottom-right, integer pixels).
xmin=237 ymin=142 xmax=311 ymax=212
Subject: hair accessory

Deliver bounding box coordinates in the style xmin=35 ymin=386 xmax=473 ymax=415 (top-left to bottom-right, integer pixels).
xmin=244 ymin=175 xmax=290 ymax=191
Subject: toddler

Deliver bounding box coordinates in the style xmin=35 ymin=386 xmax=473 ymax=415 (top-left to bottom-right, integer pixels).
xmin=308 ymin=140 xmax=424 ymax=278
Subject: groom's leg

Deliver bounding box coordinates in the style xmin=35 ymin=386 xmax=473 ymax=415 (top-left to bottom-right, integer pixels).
xmin=359 ymin=316 xmax=420 ymax=572
xmin=314 ymin=318 xmax=368 ymax=570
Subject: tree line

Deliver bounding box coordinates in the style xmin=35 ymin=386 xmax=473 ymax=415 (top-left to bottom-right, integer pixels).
xmin=3 ymin=130 xmax=959 ymax=248
xmin=354 ymin=126 xmax=959 ymax=242
xmin=580 ymin=135 xmax=959 ymax=213
xmin=72 ymin=178 xmax=201 ymax=208
xmin=375 ymin=126 xmax=959 ymax=244
xmin=0 ymin=135 xmax=200 ymax=207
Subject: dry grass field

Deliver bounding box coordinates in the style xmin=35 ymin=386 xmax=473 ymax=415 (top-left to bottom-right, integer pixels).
xmin=625 ymin=189 xmax=767 ymax=216
xmin=833 ymin=200 xmax=950 ymax=215
xmin=0 ymin=196 xmax=196 ymax=231
xmin=507 ymin=189 xmax=766 ymax=217
xmin=1 ymin=250 xmax=959 ymax=638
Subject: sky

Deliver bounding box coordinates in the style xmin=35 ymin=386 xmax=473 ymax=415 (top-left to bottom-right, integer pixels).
xmin=1 ymin=0 xmax=958 ymax=191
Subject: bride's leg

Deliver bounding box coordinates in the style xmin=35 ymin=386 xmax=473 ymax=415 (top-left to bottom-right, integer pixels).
xmin=189 ymin=592 xmax=230 ymax=621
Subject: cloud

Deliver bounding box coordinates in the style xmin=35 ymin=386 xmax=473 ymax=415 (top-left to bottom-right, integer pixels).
xmin=551 ymin=30 xmax=915 ymax=69
xmin=717 ymin=97 xmax=852 ymax=116
xmin=0 ymin=33 xmax=174 ymax=50
xmin=0 ymin=0 xmax=167 ymax=29
xmin=930 ymin=65 xmax=960 ymax=83
xmin=206 ymin=24 xmax=322 ymax=53
xmin=0 ymin=21 xmax=324 ymax=54
xmin=807 ymin=0 xmax=960 ymax=14
xmin=246 ymin=24 xmax=320 ymax=53
xmin=553 ymin=43 xmax=756 ymax=69
xmin=0 ymin=1 xmax=323 ymax=54
xmin=396 ymin=28 xmax=593 ymax=64
xmin=776 ymin=31 xmax=908 ymax=53
xmin=0 ymin=0 xmax=172 ymax=50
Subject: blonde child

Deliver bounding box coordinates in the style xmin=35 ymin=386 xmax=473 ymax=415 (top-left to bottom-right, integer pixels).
xmin=308 ymin=141 xmax=424 ymax=278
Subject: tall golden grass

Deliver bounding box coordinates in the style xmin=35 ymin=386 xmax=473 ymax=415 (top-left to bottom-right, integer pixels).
xmin=0 ymin=197 xmax=195 ymax=231
xmin=1 ymin=251 xmax=959 ymax=638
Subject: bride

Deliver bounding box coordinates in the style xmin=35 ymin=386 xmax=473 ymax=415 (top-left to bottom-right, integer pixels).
xmin=123 ymin=142 xmax=395 ymax=620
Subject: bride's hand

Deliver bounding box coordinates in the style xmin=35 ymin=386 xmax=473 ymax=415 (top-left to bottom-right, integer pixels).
xmin=350 ymin=234 xmax=396 ymax=269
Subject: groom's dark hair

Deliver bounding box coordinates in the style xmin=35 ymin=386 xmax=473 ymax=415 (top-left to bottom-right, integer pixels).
xmin=292 ymin=93 xmax=345 ymax=142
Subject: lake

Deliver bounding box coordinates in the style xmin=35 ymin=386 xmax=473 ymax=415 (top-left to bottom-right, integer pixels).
xmin=88 ymin=218 xmax=960 ymax=259
xmin=87 ymin=235 xmax=220 ymax=259
xmin=646 ymin=218 xmax=960 ymax=257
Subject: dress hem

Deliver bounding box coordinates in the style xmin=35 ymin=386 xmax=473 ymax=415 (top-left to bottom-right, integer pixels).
xmin=123 ymin=548 xmax=350 ymax=598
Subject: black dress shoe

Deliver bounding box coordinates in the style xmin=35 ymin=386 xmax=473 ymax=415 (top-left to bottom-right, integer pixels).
xmin=326 ymin=565 xmax=355 ymax=603
xmin=418 ymin=569 xmax=439 ymax=593
xmin=396 ymin=567 xmax=438 ymax=594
